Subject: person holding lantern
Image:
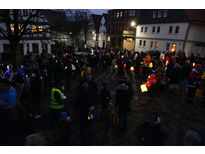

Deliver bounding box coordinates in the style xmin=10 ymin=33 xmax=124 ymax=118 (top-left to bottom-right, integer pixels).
xmin=184 ymin=64 xmax=203 ymax=104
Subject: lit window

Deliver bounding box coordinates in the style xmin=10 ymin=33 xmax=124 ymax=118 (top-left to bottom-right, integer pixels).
xmin=158 ymin=10 xmax=162 ymax=18
xmin=120 ymin=11 xmax=123 ymax=17
xmin=152 ymin=26 xmax=155 ymax=33
xmin=150 ymin=41 xmax=153 ymax=48
xmin=169 ymin=26 xmax=173 ymax=33
xmin=18 ymin=25 xmax=23 ymax=32
xmin=175 ymin=26 xmax=179 ymax=33
xmin=139 ymin=40 xmax=142 ymax=46
xmin=155 ymin=41 xmax=158 ymax=48
xmin=117 ymin=12 xmax=119 ymax=18
xmin=152 ymin=11 xmax=157 ymax=18
xmin=163 ymin=10 xmax=168 ymax=17
xmin=145 ymin=27 xmax=148 ymax=32
xmin=141 ymin=27 xmax=144 ymax=33
xmin=107 ymin=36 xmax=110 ymax=42
xmin=157 ymin=26 xmax=160 ymax=33
xmin=143 ymin=40 xmax=146 ymax=46
xmin=10 ymin=24 xmax=14 ymax=31
xmin=38 ymin=26 xmax=43 ymax=32
xmin=32 ymin=25 xmax=37 ymax=32
xmin=166 ymin=43 xmax=170 ymax=50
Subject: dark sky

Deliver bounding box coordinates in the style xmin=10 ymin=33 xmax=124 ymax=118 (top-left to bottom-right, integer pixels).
xmin=89 ymin=9 xmax=109 ymax=15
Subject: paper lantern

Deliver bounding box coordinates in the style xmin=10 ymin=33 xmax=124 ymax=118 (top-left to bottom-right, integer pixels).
xmin=130 ymin=66 xmax=135 ymax=72
xmin=124 ymin=64 xmax=126 ymax=69
xmin=193 ymin=63 xmax=195 ymax=67
xmin=149 ymin=62 xmax=153 ymax=68
xmin=140 ymin=84 xmax=148 ymax=92
xmin=121 ymin=55 xmax=124 ymax=58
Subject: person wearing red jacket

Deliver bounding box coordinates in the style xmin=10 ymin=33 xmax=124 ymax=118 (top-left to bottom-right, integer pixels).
xmin=184 ymin=64 xmax=203 ymax=103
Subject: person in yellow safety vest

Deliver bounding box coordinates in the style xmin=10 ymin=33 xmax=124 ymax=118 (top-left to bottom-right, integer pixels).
xmin=49 ymin=80 xmax=67 ymax=125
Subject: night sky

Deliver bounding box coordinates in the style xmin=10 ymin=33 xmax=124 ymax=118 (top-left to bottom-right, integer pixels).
xmin=89 ymin=9 xmax=109 ymax=15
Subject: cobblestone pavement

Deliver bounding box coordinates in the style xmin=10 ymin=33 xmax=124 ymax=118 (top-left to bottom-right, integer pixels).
xmin=50 ymin=71 xmax=205 ymax=146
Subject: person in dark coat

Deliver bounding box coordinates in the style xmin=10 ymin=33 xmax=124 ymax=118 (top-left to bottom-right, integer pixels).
xmin=115 ymin=76 xmax=133 ymax=130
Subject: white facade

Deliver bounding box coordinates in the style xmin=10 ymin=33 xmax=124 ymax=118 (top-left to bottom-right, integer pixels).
xmin=135 ymin=22 xmax=205 ymax=56
xmin=135 ymin=23 xmax=188 ymax=54
xmin=0 ymin=9 xmax=54 ymax=55
xmin=98 ymin=16 xmax=106 ymax=48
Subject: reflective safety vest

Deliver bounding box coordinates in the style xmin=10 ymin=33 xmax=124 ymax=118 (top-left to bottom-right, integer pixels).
xmin=50 ymin=88 xmax=64 ymax=109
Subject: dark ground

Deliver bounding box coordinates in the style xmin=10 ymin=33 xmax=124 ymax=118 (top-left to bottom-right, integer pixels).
xmin=57 ymin=70 xmax=205 ymax=146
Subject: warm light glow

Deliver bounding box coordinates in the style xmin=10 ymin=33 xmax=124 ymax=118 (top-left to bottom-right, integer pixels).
xmin=124 ymin=64 xmax=126 ymax=69
xmin=149 ymin=62 xmax=153 ymax=68
xmin=171 ymin=48 xmax=175 ymax=52
xmin=32 ymin=25 xmax=37 ymax=32
xmin=193 ymin=63 xmax=195 ymax=67
xmin=10 ymin=24 xmax=14 ymax=31
xmin=140 ymin=84 xmax=148 ymax=92
xmin=115 ymin=64 xmax=118 ymax=69
xmin=130 ymin=66 xmax=135 ymax=72
xmin=130 ymin=21 xmax=136 ymax=27
xmin=38 ymin=26 xmax=43 ymax=32
xmin=107 ymin=36 xmax=110 ymax=42
xmin=165 ymin=60 xmax=169 ymax=66
xmin=140 ymin=62 xmax=144 ymax=65
xmin=121 ymin=55 xmax=124 ymax=58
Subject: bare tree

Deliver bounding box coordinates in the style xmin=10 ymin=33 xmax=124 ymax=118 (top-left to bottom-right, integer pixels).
xmin=0 ymin=9 xmax=48 ymax=66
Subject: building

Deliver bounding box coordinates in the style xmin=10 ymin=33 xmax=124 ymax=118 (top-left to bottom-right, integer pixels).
xmin=0 ymin=9 xmax=54 ymax=56
xmin=107 ymin=9 xmax=139 ymax=51
xmin=134 ymin=9 xmax=205 ymax=56
xmin=98 ymin=14 xmax=107 ymax=48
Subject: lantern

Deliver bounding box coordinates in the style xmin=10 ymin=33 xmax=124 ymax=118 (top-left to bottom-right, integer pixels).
xmin=88 ymin=113 xmax=94 ymax=120
xmin=140 ymin=62 xmax=144 ymax=65
xmin=121 ymin=55 xmax=124 ymax=58
xmin=130 ymin=66 xmax=135 ymax=72
xmin=115 ymin=64 xmax=118 ymax=69
xmin=165 ymin=60 xmax=169 ymax=66
xmin=140 ymin=84 xmax=148 ymax=92
xmin=124 ymin=64 xmax=126 ymax=69
xmin=193 ymin=63 xmax=195 ymax=67
xmin=149 ymin=62 xmax=153 ymax=68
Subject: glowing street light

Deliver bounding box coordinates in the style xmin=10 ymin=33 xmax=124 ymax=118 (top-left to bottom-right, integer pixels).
xmin=130 ymin=21 xmax=136 ymax=27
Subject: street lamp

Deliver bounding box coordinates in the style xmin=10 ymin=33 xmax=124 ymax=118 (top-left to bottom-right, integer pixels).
xmin=130 ymin=21 xmax=137 ymax=52
xmin=130 ymin=21 xmax=136 ymax=27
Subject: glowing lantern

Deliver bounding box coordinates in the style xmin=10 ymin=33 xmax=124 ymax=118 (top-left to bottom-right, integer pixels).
xmin=124 ymin=64 xmax=126 ymax=69
xmin=88 ymin=113 xmax=94 ymax=120
xmin=165 ymin=60 xmax=169 ymax=66
xmin=149 ymin=62 xmax=153 ymax=68
xmin=130 ymin=66 xmax=135 ymax=72
xmin=193 ymin=63 xmax=195 ymax=67
xmin=171 ymin=48 xmax=175 ymax=52
xmin=140 ymin=84 xmax=148 ymax=92
xmin=140 ymin=62 xmax=144 ymax=65
xmin=115 ymin=64 xmax=118 ymax=69
xmin=121 ymin=55 xmax=124 ymax=58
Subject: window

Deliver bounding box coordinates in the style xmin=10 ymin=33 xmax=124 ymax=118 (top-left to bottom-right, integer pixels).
xmin=143 ymin=40 xmax=146 ymax=46
xmin=120 ymin=11 xmax=123 ymax=17
xmin=157 ymin=26 xmax=160 ymax=33
xmin=139 ymin=40 xmax=142 ymax=46
xmin=152 ymin=26 xmax=155 ymax=33
xmin=10 ymin=24 xmax=14 ymax=31
xmin=38 ymin=26 xmax=43 ymax=32
xmin=155 ymin=41 xmax=158 ymax=48
xmin=152 ymin=11 xmax=157 ymax=18
xmin=169 ymin=26 xmax=173 ymax=33
xmin=32 ymin=25 xmax=37 ymax=32
xmin=141 ymin=27 xmax=144 ymax=33
xmin=107 ymin=36 xmax=110 ymax=42
xmin=129 ymin=10 xmax=136 ymax=16
xmin=166 ymin=43 xmax=170 ymax=50
xmin=175 ymin=26 xmax=179 ymax=33
xmin=163 ymin=9 xmax=168 ymax=17
xmin=117 ymin=12 xmax=119 ymax=18
xmin=145 ymin=27 xmax=148 ymax=32
xmin=150 ymin=41 xmax=153 ymax=48
xmin=158 ymin=10 xmax=162 ymax=18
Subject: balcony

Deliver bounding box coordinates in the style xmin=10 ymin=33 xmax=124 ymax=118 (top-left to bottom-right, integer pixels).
xmin=122 ymin=30 xmax=135 ymax=37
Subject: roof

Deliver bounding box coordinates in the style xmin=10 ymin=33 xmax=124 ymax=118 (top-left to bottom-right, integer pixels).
xmin=138 ymin=9 xmax=205 ymax=25
xmin=91 ymin=14 xmax=102 ymax=33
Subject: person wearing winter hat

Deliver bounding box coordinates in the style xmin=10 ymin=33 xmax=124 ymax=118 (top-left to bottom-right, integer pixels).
xmin=184 ymin=63 xmax=203 ymax=103
xmin=183 ymin=131 xmax=201 ymax=146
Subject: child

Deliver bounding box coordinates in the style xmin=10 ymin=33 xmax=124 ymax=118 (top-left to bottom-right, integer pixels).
xmin=104 ymin=102 xmax=116 ymax=135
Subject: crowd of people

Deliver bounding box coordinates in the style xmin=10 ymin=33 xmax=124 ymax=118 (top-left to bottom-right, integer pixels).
xmin=0 ymin=48 xmax=205 ymax=146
